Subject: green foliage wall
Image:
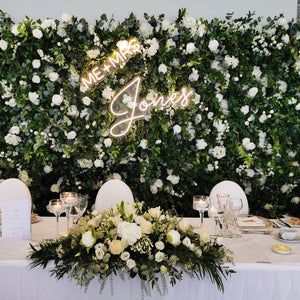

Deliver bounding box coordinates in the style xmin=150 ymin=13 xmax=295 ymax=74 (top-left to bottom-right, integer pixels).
xmin=0 ymin=10 xmax=299 ymax=216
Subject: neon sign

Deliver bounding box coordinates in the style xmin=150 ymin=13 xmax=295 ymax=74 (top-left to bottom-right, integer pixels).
xmin=81 ymin=38 xmax=141 ymax=90
xmin=109 ymin=77 xmax=193 ymax=137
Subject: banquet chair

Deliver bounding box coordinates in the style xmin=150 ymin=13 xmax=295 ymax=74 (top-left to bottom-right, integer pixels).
xmin=95 ymin=179 xmax=134 ymax=212
xmin=209 ymin=180 xmax=249 ymax=214
xmin=0 ymin=178 xmax=32 ymax=205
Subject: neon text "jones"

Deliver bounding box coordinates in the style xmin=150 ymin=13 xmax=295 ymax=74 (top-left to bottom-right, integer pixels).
xmin=109 ymin=77 xmax=194 ymax=137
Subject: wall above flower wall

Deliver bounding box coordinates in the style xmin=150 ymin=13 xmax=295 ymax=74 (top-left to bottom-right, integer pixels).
xmin=0 ymin=9 xmax=299 ymax=216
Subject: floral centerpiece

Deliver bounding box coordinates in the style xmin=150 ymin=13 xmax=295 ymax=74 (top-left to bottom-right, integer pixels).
xmin=29 ymin=202 xmax=233 ymax=295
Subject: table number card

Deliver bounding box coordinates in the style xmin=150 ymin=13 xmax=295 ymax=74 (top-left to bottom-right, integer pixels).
xmin=1 ymin=199 xmax=31 ymax=240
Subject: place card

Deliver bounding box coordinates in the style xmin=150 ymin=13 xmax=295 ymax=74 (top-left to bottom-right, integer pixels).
xmin=1 ymin=199 xmax=31 ymax=240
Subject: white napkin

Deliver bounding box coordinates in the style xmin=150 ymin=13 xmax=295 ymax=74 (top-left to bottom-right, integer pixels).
xmin=237 ymin=216 xmax=265 ymax=227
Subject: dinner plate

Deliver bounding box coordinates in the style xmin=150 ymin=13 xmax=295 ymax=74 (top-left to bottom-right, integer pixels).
xmin=209 ymin=180 xmax=249 ymax=214
xmin=272 ymin=245 xmax=292 ymax=255
xmin=31 ymin=214 xmax=41 ymax=223
xmin=235 ymin=214 xmax=272 ymax=231
xmin=284 ymin=217 xmax=300 ymax=228
xmin=274 ymin=234 xmax=300 ymax=243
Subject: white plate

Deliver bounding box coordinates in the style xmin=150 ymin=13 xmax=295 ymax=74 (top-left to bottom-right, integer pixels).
xmin=274 ymin=234 xmax=300 ymax=243
xmin=209 ymin=180 xmax=249 ymax=214
xmin=283 ymin=218 xmax=300 ymax=228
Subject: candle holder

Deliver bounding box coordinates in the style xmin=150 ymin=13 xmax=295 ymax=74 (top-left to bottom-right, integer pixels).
xmin=60 ymin=192 xmax=78 ymax=233
xmin=193 ymin=195 xmax=210 ymax=226
xmin=47 ymin=199 xmax=64 ymax=238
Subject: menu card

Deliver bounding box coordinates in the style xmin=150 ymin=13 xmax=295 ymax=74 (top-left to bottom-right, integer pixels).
xmin=1 ymin=199 xmax=31 ymax=239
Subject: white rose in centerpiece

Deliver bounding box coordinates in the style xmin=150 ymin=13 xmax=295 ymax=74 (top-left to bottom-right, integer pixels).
xmin=0 ymin=40 xmax=8 ymax=50
xmin=140 ymin=220 xmax=153 ymax=234
xmin=124 ymin=202 xmax=136 ymax=217
xmin=178 ymin=219 xmax=190 ymax=233
xmin=94 ymin=243 xmax=106 ymax=260
xmin=155 ymin=241 xmax=165 ymax=250
xmin=32 ymin=28 xmax=43 ymax=39
xmin=117 ymin=221 xmax=142 ymax=245
xmin=208 ymin=39 xmax=219 ymax=53
xmin=120 ymin=251 xmax=130 ymax=261
xmin=148 ymin=207 xmax=161 ymax=219
xmin=81 ymin=231 xmax=96 ymax=248
xmin=126 ymin=259 xmax=136 ymax=269
xmin=155 ymin=251 xmax=165 ymax=262
xmin=167 ymin=230 xmax=181 ymax=246
xmin=109 ymin=240 xmax=125 ymax=255
xmin=182 ymin=237 xmax=192 ymax=248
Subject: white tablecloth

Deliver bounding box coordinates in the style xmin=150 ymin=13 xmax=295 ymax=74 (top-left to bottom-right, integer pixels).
xmin=0 ymin=217 xmax=300 ymax=300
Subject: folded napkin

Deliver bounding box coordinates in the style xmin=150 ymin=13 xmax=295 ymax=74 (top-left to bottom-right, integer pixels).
xmin=237 ymin=216 xmax=265 ymax=227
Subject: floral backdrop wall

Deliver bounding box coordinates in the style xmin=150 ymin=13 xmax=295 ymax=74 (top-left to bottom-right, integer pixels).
xmin=0 ymin=9 xmax=299 ymax=216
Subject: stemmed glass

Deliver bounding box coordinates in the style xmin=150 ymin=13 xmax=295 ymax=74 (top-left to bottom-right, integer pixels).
xmin=230 ymin=197 xmax=243 ymax=237
xmin=60 ymin=192 xmax=78 ymax=233
xmin=216 ymin=193 xmax=230 ymax=236
xmin=193 ymin=195 xmax=210 ymax=226
xmin=71 ymin=194 xmax=89 ymax=224
xmin=47 ymin=199 xmax=65 ymax=238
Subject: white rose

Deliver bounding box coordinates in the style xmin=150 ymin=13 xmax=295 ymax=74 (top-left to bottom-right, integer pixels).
xmin=158 ymin=64 xmax=167 ymax=74
xmin=81 ymin=231 xmax=96 ymax=248
xmin=199 ymin=227 xmax=210 ymax=243
xmin=11 ymin=24 xmax=19 ymax=36
xmin=94 ymin=159 xmax=104 ymax=168
xmin=4 ymin=134 xmax=21 ymax=146
xmin=155 ymin=251 xmax=165 ymax=262
xmin=43 ymin=165 xmax=53 ymax=173
xmin=32 ymin=59 xmax=41 ymax=69
xmin=242 ymin=138 xmax=256 ymax=151
xmin=82 ymin=96 xmax=92 ymax=106
xmin=126 ymin=259 xmax=136 ymax=269
xmin=49 ymin=72 xmax=59 ymax=82
xmin=140 ymin=221 xmax=153 ymax=234
xmin=139 ymin=139 xmax=148 ymax=149
xmin=32 ymin=28 xmax=43 ymax=39
xmin=166 ymin=174 xmax=180 ymax=185
xmin=247 ymin=87 xmax=258 ymax=98
xmin=117 ymin=221 xmax=142 ymax=245
xmin=211 ymin=145 xmax=226 ymax=159
xmin=51 ymin=94 xmax=63 ymax=106
xmin=140 ymin=22 xmax=153 ymax=37
xmin=173 ymin=124 xmax=181 ymax=134
xmin=104 ymin=138 xmax=112 ymax=148
xmin=5 ymin=98 xmax=16 ymax=107
xmin=120 ymin=251 xmax=130 ymax=261
xmin=146 ymin=38 xmax=159 ymax=56
xmin=32 ymin=74 xmax=41 ymax=83
xmin=86 ymin=49 xmax=100 ymax=59
xmin=123 ymin=202 xmax=136 ymax=217
xmin=246 ymin=169 xmax=255 ymax=178
xmin=109 ymin=240 xmax=125 ymax=255
xmin=291 ymin=197 xmax=300 ymax=205
xmin=66 ymin=131 xmax=77 ymax=140
xmin=178 ymin=219 xmax=190 ymax=233
xmin=28 ymin=92 xmax=40 ymax=105
xmin=182 ymin=237 xmax=192 ymax=248
xmin=208 ymin=39 xmax=219 ymax=53
xmin=295 ymin=103 xmax=300 ymax=111
xmin=186 ymin=42 xmax=196 ymax=54
xmin=281 ymin=34 xmax=290 ymax=44
xmin=188 ymin=69 xmax=199 ymax=82
xmin=0 ymin=40 xmax=8 ymax=50
xmin=102 ymin=87 xmax=114 ymax=100
xmin=155 ymin=241 xmax=165 ymax=250
xmin=41 ymin=19 xmax=56 ymax=30
xmin=94 ymin=243 xmax=106 ymax=260
xmin=196 ymin=139 xmax=207 ymax=150
xmin=9 ymin=126 xmax=20 ymax=135
xmin=61 ymin=13 xmax=72 ymax=23
xmin=240 ymin=105 xmax=249 ymax=115
xmin=252 ymin=66 xmax=262 ymax=79
xmin=167 ymin=230 xmax=181 ymax=246
xmin=148 ymin=207 xmax=161 ymax=219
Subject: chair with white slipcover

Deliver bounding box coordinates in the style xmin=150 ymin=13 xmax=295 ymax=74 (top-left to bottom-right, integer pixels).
xmin=0 ymin=178 xmax=32 ymax=205
xmin=94 ymin=179 xmax=134 ymax=212
xmin=209 ymin=180 xmax=249 ymax=214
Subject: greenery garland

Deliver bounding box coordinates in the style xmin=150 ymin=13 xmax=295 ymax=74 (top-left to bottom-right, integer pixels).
xmin=0 ymin=9 xmax=299 ymax=216
xmin=29 ymin=202 xmax=233 ymax=295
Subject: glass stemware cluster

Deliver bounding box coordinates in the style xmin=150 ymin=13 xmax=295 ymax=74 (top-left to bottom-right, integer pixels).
xmin=47 ymin=192 xmax=88 ymax=237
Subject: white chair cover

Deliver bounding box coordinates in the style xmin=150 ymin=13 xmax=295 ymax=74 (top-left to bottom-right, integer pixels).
xmin=209 ymin=180 xmax=249 ymax=214
xmin=0 ymin=178 xmax=32 ymax=205
xmin=95 ymin=179 xmax=134 ymax=212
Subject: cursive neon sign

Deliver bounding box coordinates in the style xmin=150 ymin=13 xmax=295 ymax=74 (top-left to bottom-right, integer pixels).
xmin=109 ymin=77 xmax=193 ymax=137
xmin=81 ymin=38 xmax=141 ymax=90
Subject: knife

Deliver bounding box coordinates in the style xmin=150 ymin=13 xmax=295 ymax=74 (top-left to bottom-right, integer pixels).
xmin=276 ymin=217 xmax=291 ymax=228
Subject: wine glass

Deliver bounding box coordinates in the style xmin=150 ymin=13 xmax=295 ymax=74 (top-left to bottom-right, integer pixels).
xmin=60 ymin=192 xmax=78 ymax=233
xmin=216 ymin=193 xmax=230 ymax=236
xmin=230 ymin=197 xmax=244 ymax=237
xmin=71 ymin=194 xmax=89 ymax=224
xmin=193 ymin=195 xmax=210 ymax=226
xmin=47 ymin=199 xmax=65 ymax=238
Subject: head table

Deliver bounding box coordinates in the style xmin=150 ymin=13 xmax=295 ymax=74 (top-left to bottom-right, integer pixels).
xmin=0 ymin=217 xmax=299 ymax=300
